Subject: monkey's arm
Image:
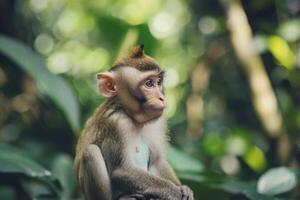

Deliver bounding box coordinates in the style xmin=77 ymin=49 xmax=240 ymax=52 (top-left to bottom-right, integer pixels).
xmin=77 ymin=144 xmax=111 ymax=200
xmin=151 ymin=159 xmax=181 ymax=186
xmin=148 ymin=150 xmax=194 ymax=200
xmin=111 ymin=166 xmax=182 ymax=200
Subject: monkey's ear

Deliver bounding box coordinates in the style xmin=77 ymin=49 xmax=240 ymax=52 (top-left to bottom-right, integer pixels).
xmin=96 ymin=72 xmax=117 ymax=97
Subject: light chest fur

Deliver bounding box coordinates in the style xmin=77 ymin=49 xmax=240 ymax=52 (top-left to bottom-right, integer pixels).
xmin=110 ymin=112 xmax=168 ymax=170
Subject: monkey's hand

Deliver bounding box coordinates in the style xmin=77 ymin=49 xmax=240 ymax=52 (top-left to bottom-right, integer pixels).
xmin=180 ymin=185 xmax=194 ymax=200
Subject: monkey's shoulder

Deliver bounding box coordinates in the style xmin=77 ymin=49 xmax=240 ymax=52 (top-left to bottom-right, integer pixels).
xmin=78 ymin=110 xmax=168 ymax=157
xmin=76 ymin=113 xmax=118 ymax=149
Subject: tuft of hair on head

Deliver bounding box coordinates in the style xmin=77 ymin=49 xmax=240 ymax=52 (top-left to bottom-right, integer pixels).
xmin=129 ymin=44 xmax=145 ymax=58
xmin=111 ymin=44 xmax=160 ymax=71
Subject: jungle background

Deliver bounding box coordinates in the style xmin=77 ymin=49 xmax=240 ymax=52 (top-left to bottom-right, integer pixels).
xmin=1 ymin=0 xmax=300 ymax=199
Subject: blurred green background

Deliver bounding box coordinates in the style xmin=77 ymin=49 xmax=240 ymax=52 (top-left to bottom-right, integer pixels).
xmin=1 ymin=0 xmax=300 ymax=199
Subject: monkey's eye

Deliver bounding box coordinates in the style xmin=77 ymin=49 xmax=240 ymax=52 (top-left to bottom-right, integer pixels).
xmin=145 ymin=79 xmax=154 ymax=88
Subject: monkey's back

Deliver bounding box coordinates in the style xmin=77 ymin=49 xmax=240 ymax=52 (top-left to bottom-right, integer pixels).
xmin=74 ymin=100 xmax=123 ymax=179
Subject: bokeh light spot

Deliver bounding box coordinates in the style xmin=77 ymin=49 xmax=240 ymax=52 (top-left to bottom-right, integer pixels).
xmin=34 ymin=34 xmax=54 ymax=55
xmin=164 ymin=69 xmax=179 ymax=88
xmin=244 ymin=146 xmax=267 ymax=172
xmin=30 ymin=0 xmax=48 ymax=12
xmin=48 ymin=52 xmax=71 ymax=74
xmin=149 ymin=12 xmax=176 ymax=39
xmin=198 ymin=16 xmax=218 ymax=34
xmin=220 ymin=155 xmax=240 ymax=175
xmin=226 ymin=136 xmax=247 ymax=155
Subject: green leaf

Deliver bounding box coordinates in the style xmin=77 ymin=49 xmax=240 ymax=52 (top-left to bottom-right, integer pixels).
xmin=177 ymin=172 xmax=206 ymax=183
xmin=0 ymin=34 xmax=80 ymax=132
xmin=257 ymin=167 xmax=297 ymax=196
xmin=217 ymin=179 xmax=284 ymax=200
xmin=0 ymin=144 xmax=51 ymax=178
xmin=167 ymin=146 xmax=204 ymax=173
xmin=175 ymin=172 xmax=285 ymax=200
xmin=267 ymin=35 xmax=296 ymax=70
xmin=0 ymin=186 xmax=16 ymax=200
xmin=52 ymin=154 xmax=76 ymax=199
xmin=21 ymin=179 xmax=54 ymax=198
xmin=34 ymin=197 xmax=60 ymax=200
xmin=0 ymin=144 xmax=62 ymax=198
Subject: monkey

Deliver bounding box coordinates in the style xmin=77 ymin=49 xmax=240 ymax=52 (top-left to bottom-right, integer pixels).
xmin=74 ymin=45 xmax=194 ymax=200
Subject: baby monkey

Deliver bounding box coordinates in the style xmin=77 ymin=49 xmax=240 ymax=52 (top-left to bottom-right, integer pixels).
xmin=74 ymin=45 xmax=194 ymax=200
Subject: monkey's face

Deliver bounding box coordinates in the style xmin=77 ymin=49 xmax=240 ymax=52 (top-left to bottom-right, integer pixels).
xmin=133 ymin=72 xmax=165 ymax=123
xmin=97 ymin=67 xmax=166 ymax=124
xmin=116 ymin=68 xmax=165 ymax=124
xmin=96 ymin=44 xmax=167 ymax=124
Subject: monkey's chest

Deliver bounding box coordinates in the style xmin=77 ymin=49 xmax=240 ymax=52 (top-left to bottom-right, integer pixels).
xmin=130 ymin=137 xmax=150 ymax=171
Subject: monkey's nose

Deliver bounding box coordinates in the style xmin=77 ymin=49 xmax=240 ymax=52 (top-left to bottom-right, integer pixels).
xmin=159 ymin=97 xmax=164 ymax=102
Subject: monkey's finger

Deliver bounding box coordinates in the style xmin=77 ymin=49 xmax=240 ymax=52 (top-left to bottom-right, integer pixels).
xmin=180 ymin=186 xmax=189 ymax=196
xmin=185 ymin=186 xmax=191 ymax=194
xmin=182 ymin=185 xmax=194 ymax=198
xmin=181 ymin=192 xmax=189 ymax=200
xmin=187 ymin=189 xmax=194 ymax=200
xmin=132 ymin=194 xmax=146 ymax=200
xmin=181 ymin=195 xmax=188 ymax=200
xmin=119 ymin=194 xmax=145 ymax=200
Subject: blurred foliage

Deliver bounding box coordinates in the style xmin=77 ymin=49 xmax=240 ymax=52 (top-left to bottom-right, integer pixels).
xmin=0 ymin=0 xmax=300 ymax=199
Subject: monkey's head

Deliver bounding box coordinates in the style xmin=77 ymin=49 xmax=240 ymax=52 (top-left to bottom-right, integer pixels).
xmin=97 ymin=45 xmax=165 ymax=124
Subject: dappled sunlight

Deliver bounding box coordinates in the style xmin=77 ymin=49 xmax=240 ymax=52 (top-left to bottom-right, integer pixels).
xmin=1 ymin=0 xmax=300 ymax=199
xmin=244 ymin=146 xmax=267 ymax=172
xmin=34 ymin=33 xmax=54 ymax=55
xmin=164 ymin=68 xmax=179 ymax=88
xmin=48 ymin=52 xmax=71 ymax=74
xmin=225 ymin=136 xmax=247 ymax=156
xmin=149 ymin=12 xmax=177 ymax=39
xmin=220 ymin=155 xmax=240 ymax=175
xmin=117 ymin=0 xmax=161 ymax=25
xmin=198 ymin=16 xmax=219 ymax=35
xmin=29 ymin=0 xmax=49 ymax=13
xmin=268 ymin=36 xmax=296 ymax=69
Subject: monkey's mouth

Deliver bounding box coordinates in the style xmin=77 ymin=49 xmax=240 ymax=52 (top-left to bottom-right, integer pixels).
xmin=152 ymin=106 xmax=164 ymax=112
xmin=147 ymin=107 xmax=165 ymax=120
xmin=143 ymin=99 xmax=165 ymax=111
xmin=144 ymin=104 xmax=165 ymax=113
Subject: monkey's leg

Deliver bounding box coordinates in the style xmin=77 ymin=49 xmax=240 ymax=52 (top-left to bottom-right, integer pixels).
xmin=112 ymin=167 xmax=182 ymax=200
xmin=80 ymin=144 xmax=112 ymax=200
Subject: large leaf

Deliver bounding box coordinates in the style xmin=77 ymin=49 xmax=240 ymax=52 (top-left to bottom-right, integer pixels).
xmin=178 ymin=172 xmax=286 ymax=200
xmin=52 ymin=154 xmax=76 ymax=199
xmin=167 ymin=146 xmax=204 ymax=173
xmin=217 ymin=179 xmax=285 ymax=200
xmin=257 ymin=167 xmax=297 ymax=196
xmin=0 ymin=144 xmax=51 ymax=178
xmin=0 ymin=144 xmax=62 ymax=198
xmin=0 ymin=34 xmax=80 ymax=132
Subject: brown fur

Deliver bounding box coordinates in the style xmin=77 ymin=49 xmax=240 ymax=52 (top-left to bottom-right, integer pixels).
xmin=74 ymin=46 xmax=194 ymax=200
xmin=111 ymin=45 xmax=161 ymax=72
xmin=75 ymin=101 xmax=182 ymax=199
